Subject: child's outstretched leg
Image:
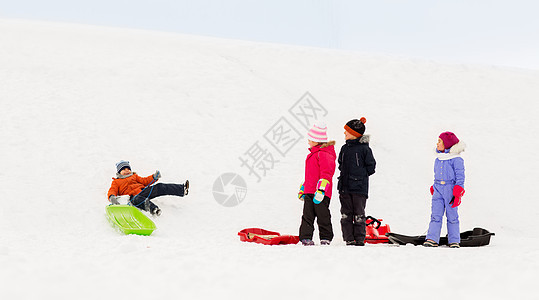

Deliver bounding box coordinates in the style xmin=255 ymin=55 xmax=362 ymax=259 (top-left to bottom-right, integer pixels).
xmin=142 ymin=182 xmax=188 ymax=198
xmin=131 ymin=181 xmax=189 ymax=215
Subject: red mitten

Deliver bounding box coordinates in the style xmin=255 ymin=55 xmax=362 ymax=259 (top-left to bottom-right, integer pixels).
xmin=451 ymin=185 xmax=465 ymax=208
xmin=430 ymin=185 xmax=434 ymax=195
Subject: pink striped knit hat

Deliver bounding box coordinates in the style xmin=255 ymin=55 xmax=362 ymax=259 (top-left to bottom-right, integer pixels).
xmin=307 ymin=122 xmax=328 ymax=143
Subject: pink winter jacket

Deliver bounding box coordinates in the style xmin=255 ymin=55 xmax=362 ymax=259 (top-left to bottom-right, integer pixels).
xmin=304 ymin=144 xmax=337 ymax=198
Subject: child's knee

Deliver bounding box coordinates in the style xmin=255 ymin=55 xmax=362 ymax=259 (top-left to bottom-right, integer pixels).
xmin=353 ymin=215 xmax=366 ymax=224
xmin=446 ymin=212 xmax=460 ymax=224
xmin=341 ymin=213 xmax=353 ymax=223
xmin=430 ymin=214 xmax=443 ymax=223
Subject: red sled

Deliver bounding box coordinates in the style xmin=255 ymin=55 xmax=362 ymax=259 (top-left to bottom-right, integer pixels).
xmin=365 ymin=216 xmax=391 ymax=244
xmin=238 ymin=228 xmax=300 ymax=245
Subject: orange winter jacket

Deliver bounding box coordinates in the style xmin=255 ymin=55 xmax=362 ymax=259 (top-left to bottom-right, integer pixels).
xmin=107 ymin=173 xmax=156 ymax=199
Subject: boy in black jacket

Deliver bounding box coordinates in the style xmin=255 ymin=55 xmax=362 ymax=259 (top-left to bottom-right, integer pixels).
xmin=337 ymin=118 xmax=376 ymax=246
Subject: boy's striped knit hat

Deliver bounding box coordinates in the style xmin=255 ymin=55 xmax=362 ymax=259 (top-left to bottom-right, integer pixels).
xmin=344 ymin=117 xmax=367 ymax=137
xmin=307 ymin=122 xmax=328 ymax=143
xmin=116 ymin=160 xmax=131 ymax=173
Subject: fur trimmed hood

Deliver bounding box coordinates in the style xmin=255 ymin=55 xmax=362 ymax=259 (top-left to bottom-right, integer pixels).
xmin=435 ymin=141 xmax=466 ymax=160
xmin=359 ymin=134 xmax=370 ymax=144
xmin=320 ymin=140 xmax=336 ymax=148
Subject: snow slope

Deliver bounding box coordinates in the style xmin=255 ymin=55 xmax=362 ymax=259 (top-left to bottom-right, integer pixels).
xmin=1 ymin=19 xmax=539 ymax=300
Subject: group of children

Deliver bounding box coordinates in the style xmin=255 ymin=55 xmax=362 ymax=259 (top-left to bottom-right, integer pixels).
xmin=106 ymin=117 xmax=465 ymax=248
xmin=299 ymin=118 xmax=466 ymax=248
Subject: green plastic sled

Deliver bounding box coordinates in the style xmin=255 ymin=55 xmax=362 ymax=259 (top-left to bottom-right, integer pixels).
xmin=106 ymin=205 xmax=156 ymax=236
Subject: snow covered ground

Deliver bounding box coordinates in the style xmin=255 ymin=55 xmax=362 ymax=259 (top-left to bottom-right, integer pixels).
xmin=1 ymin=19 xmax=539 ymax=300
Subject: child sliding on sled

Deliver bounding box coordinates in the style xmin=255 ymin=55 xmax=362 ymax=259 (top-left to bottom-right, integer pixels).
xmin=424 ymin=132 xmax=465 ymax=248
xmin=298 ymin=123 xmax=336 ymax=246
xmin=338 ymin=118 xmax=376 ymax=246
xmin=107 ymin=160 xmax=189 ymax=216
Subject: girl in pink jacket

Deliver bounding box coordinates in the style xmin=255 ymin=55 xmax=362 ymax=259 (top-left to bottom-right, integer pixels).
xmin=298 ymin=123 xmax=336 ymax=246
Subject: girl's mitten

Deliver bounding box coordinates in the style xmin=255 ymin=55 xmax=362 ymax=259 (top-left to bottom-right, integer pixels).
xmin=298 ymin=183 xmax=305 ymax=201
xmin=450 ymin=185 xmax=465 ymax=208
xmin=314 ymin=179 xmax=330 ymax=204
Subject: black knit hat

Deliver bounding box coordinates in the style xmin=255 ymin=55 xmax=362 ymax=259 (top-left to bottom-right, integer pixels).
xmin=344 ymin=117 xmax=366 ymax=137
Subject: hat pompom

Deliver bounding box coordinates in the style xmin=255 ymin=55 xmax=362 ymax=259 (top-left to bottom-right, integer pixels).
xmin=360 ymin=117 xmax=367 ymax=124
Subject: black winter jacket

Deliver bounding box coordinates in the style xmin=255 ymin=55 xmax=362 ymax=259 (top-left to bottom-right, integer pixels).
xmin=337 ymin=135 xmax=376 ymax=197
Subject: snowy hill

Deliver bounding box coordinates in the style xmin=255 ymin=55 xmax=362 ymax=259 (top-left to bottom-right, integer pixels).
xmin=1 ymin=19 xmax=539 ymax=300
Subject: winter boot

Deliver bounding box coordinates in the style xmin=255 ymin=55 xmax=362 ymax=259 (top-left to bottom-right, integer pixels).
xmin=151 ymin=207 xmax=162 ymax=216
xmin=423 ymin=239 xmax=438 ymax=247
xmin=184 ymin=180 xmax=189 ymax=196
xmin=301 ymin=239 xmax=315 ymax=246
xmin=346 ymin=240 xmax=365 ymax=246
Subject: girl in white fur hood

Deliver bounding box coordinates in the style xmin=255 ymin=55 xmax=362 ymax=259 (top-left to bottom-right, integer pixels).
xmin=424 ymin=132 xmax=466 ymax=248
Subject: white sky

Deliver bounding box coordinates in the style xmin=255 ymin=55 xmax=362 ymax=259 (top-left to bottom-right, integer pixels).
xmin=1 ymin=0 xmax=538 ymax=69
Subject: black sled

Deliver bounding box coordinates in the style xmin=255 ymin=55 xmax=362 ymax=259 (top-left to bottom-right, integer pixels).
xmin=386 ymin=227 xmax=495 ymax=247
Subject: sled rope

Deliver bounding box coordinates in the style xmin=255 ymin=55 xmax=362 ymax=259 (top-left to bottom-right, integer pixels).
xmin=130 ymin=179 xmax=156 ymax=209
xmin=247 ymin=233 xmax=280 ymax=240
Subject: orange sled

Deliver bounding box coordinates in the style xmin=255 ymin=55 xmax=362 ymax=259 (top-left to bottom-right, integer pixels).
xmin=238 ymin=228 xmax=300 ymax=245
xmin=365 ymin=216 xmax=391 ymax=244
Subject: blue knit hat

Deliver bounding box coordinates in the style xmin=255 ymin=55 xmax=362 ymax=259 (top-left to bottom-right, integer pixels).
xmin=116 ymin=160 xmax=131 ymax=173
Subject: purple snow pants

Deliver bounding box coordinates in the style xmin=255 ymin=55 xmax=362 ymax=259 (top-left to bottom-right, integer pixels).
xmin=426 ymin=182 xmax=460 ymax=244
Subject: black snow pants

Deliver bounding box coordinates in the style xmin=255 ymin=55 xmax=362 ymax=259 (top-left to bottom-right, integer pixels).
xmin=130 ymin=183 xmax=185 ymax=211
xmin=339 ymin=193 xmax=367 ymax=243
xmin=299 ymin=194 xmax=334 ymax=241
